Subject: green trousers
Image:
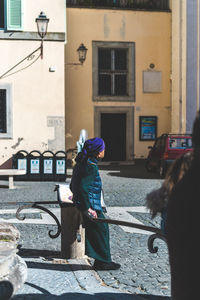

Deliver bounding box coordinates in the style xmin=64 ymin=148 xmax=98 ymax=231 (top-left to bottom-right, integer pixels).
xmin=83 ymin=211 xmax=111 ymax=263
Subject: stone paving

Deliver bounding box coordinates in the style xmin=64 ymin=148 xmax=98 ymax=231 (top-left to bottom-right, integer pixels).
xmin=96 ymin=162 xmax=170 ymax=299
xmin=13 ymin=257 xmax=145 ymax=299
xmin=0 ymin=159 xmax=171 ymax=299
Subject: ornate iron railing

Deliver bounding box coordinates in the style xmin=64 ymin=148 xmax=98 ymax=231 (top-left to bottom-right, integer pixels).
xmin=3 ymin=200 xmax=166 ymax=253
xmin=66 ymin=0 xmax=170 ymax=11
xmin=87 ymin=213 xmax=166 ymax=253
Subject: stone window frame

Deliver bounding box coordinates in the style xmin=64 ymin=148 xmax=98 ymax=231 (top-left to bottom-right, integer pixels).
xmin=92 ymin=41 xmax=135 ymax=102
xmin=0 ymin=84 xmax=13 ymax=139
xmin=94 ymin=106 xmax=135 ymax=160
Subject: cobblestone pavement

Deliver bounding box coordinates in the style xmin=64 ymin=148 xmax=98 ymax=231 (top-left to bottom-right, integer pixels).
xmin=0 ymin=159 xmax=171 ymax=299
xmin=97 ymin=161 xmax=170 ymax=299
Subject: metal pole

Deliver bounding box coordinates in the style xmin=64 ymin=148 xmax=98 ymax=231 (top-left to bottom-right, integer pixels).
xmin=40 ymin=40 xmax=43 ymax=59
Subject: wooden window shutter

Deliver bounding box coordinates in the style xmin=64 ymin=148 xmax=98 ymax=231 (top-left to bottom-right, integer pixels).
xmin=6 ymin=0 xmax=23 ymax=31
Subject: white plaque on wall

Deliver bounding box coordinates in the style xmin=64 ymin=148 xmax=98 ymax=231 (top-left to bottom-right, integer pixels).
xmin=143 ymin=71 xmax=162 ymax=93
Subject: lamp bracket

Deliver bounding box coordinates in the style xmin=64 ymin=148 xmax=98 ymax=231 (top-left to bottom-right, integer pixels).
xmin=66 ymin=62 xmax=83 ymax=66
xmin=0 ymin=44 xmax=42 ymax=80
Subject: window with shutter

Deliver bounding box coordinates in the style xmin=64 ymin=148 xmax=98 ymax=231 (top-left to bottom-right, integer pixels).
xmin=6 ymin=0 xmax=23 ymax=31
xmin=0 ymin=90 xmax=7 ymax=133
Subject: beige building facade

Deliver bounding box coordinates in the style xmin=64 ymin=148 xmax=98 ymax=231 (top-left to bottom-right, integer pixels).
xmin=0 ymin=0 xmax=66 ymax=167
xmin=171 ymin=0 xmax=200 ymax=133
xmin=65 ymin=3 xmax=171 ymax=160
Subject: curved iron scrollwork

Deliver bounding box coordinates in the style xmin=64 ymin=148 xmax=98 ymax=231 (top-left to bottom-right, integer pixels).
xmin=148 ymin=233 xmax=167 ymax=253
xmin=86 ymin=212 xmax=167 ymax=253
xmin=16 ymin=202 xmax=61 ymax=239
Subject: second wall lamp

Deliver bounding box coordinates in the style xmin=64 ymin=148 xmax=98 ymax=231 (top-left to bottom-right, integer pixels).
xmin=67 ymin=43 xmax=88 ymax=65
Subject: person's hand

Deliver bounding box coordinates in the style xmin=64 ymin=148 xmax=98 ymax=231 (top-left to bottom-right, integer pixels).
xmin=88 ymin=208 xmax=97 ymax=218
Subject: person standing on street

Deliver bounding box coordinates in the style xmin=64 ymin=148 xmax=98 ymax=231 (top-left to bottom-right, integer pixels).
xmin=166 ymin=111 xmax=200 ymax=300
xmin=70 ymin=137 xmax=120 ymax=271
xmin=146 ymin=150 xmax=193 ymax=234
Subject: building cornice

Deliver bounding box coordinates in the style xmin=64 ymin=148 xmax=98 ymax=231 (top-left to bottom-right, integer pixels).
xmin=0 ymin=31 xmax=65 ymax=42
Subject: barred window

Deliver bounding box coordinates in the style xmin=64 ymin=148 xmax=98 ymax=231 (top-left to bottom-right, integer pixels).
xmin=0 ymin=90 xmax=6 ymax=133
xmin=0 ymin=85 xmax=12 ymax=138
xmin=93 ymin=41 xmax=135 ymax=102
xmin=98 ymin=48 xmax=128 ymax=96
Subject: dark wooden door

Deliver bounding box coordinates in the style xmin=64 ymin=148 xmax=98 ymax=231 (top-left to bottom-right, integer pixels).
xmin=101 ymin=113 xmax=126 ymax=161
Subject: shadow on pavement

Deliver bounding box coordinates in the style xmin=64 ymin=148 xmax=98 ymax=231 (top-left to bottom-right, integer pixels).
xmin=139 ymin=295 xmax=170 ymax=299
xmin=139 ymin=296 xmax=170 ymax=300
xmin=13 ymin=291 xmax=166 ymax=300
xmin=99 ymin=159 xmax=160 ymax=180
xmin=0 ymin=184 xmax=9 ymax=188
xmin=25 ymin=261 xmax=93 ymax=272
xmin=18 ymin=248 xmax=61 ymax=258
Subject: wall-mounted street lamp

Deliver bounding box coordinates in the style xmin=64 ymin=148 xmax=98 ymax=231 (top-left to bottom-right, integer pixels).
xmin=67 ymin=43 xmax=88 ymax=65
xmin=77 ymin=43 xmax=88 ymax=64
xmin=0 ymin=12 xmax=49 ymax=79
xmin=35 ymin=11 xmax=49 ymax=59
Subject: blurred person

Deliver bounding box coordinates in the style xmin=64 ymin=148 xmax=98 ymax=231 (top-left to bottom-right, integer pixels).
xmin=166 ymin=111 xmax=200 ymax=300
xmin=146 ymin=150 xmax=193 ymax=234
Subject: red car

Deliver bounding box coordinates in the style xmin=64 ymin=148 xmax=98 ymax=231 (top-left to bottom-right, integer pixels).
xmin=145 ymin=134 xmax=193 ymax=177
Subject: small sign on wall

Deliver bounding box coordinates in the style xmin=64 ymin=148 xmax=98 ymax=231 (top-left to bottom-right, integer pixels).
xmin=56 ymin=160 xmax=65 ymax=174
xmin=43 ymin=159 xmax=53 ymax=174
xmin=143 ymin=71 xmax=162 ymax=93
xmin=18 ymin=159 xmax=27 ymax=172
xmin=139 ymin=116 xmax=157 ymax=141
xmin=30 ymin=159 xmax=40 ymax=174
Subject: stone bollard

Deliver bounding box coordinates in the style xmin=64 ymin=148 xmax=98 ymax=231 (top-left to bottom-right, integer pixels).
xmin=61 ymin=206 xmax=85 ymax=259
xmin=0 ymin=222 xmax=27 ymax=299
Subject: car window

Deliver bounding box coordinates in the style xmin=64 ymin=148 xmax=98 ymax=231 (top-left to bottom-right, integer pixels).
xmin=169 ymin=137 xmax=192 ymax=149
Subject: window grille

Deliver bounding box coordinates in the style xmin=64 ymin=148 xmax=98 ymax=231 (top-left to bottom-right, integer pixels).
xmin=98 ymin=48 xmax=128 ymax=96
xmin=0 ymin=90 xmax=7 ymax=133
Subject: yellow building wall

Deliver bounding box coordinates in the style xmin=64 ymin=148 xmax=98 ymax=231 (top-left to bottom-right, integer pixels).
xmin=65 ymin=8 xmax=171 ymax=158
